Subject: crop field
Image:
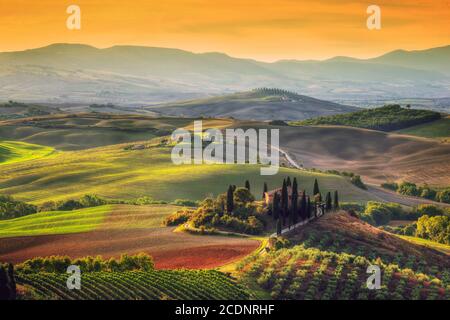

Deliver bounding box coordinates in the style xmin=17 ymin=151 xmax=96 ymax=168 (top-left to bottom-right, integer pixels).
xmin=16 ymin=270 xmax=251 ymax=300
xmin=0 ymin=141 xmax=56 ymax=165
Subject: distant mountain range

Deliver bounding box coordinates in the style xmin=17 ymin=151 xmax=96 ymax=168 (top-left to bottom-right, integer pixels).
xmin=0 ymin=44 xmax=449 ymax=108
xmin=145 ymin=88 xmax=359 ymax=121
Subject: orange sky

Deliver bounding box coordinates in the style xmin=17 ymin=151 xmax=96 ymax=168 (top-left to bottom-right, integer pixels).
xmin=0 ymin=0 xmax=449 ymax=61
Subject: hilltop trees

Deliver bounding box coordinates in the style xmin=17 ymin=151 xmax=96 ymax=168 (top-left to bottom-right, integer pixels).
xmin=245 ymin=180 xmax=251 ymax=191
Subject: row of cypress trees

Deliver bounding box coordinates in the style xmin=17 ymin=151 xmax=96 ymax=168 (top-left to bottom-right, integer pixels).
xmin=270 ymin=178 xmax=340 ymax=235
xmin=0 ymin=263 xmax=16 ymax=300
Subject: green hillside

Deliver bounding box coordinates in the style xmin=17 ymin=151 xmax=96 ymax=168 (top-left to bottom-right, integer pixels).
xmin=0 ymin=140 xmax=373 ymax=205
xmin=396 ymin=117 xmax=450 ymax=139
xmin=0 ymin=141 xmax=56 ymax=165
xmin=291 ymin=105 xmax=441 ymax=131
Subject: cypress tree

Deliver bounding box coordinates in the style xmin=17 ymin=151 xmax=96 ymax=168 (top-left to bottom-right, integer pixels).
xmin=0 ymin=265 xmax=9 ymax=300
xmin=263 ymin=182 xmax=268 ymax=199
xmin=245 ymin=180 xmax=251 ymax=191
xmin=273 ymin=193 xmax=280 ymax=220
xmin=286 ymin=177 xmax=292 ymax=187
xmin=313 ymin=179 xmax=320 ymax=196
xmin=300 ymin=191 xmax=307 ymax=220
xmin=281 ymin=179 xmax=288 ymax=224
xmin=276 ymin=219 xmax=282 ymax=236
xmin=291 ymin=178 xmax=298 ymax=225
xmin=334 ymin=190 xmax=339 ymax=210
xmin=7 ymin=263 xmax=16 ymax=300
xmin=226 ymin=185 xmax=234 ymax=214
xmin=326 ymin=192 xmax=332 ymax=211
xmin=307 ymin=196 xmax=312 ymax=219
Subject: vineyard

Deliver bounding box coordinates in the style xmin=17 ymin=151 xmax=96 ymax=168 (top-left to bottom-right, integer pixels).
xmin=238 ymin=244 xmax=449 ymax=300
xmin=237 ymin=214 xmax=450 ymax=300
xmin=16 ymin=270 xmax=251 ymax=300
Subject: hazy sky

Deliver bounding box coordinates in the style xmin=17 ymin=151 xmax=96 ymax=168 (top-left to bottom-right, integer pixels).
xmin=0 ymin=0 xmax=449 ymax=61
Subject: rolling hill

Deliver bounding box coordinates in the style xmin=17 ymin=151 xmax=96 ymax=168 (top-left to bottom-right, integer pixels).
xmin=0 ymin=114 xmax=202 ymax=150
xmin=0 ymin=141 xmax=56 ymax=165
xmin=0 ymin=43 xmax=449 ymax=106
xmin=237 ymin=122 xmax=450 ymax=187
xmin=145 ymin=88 xmax=359 ymax=121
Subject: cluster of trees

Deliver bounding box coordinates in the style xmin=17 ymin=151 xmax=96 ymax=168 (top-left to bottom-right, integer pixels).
xmin=0 ymin=195 xmax=37 ymax=220
xmin=416 ymin=215 xmax=450 ymax=245
xmin=164 ymin=181 xmax=265 ymax=235
xmin=270 ymin=178 xmax=339 ymax=235
xmin=293 ymin=105 xmax=441 ymax=131
xmin=0 ymin=264 xmax=16 ymax=300
xmin=381 ymin=181 xmax=450 ymax=204
xmin=39 ymin=194 xmax=108 ymax=212
xmin=16 ymin=253 xmax=154 ymax=274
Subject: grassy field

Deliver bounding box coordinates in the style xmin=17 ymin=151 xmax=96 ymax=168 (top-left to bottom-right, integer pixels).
xmin=0 ymin=204 xmax=179 ymax=238
xmin=398 ymin=235 xmax=450 ymax=255
xmin=0 ymin=141 xmax=56 ymax=165
xmin=0 ymin=141 xmax=373 ymax=205
xmin=396 ymin=117 xmax=450 ymax=139
xmin=0 ymin=205 xmax=112 ymax=237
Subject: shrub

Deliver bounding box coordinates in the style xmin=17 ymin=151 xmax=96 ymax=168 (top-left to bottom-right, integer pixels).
xmin=171 ymin=199 xmax=199 ymax=207
xmin=56 ymin=199 xmax=83 ymax=211
xmin=415 ymin=205 xmax=445 ymax=218
xmin=79 ymin=194 xmax=107 ymax=208
xmin=350 ymin=175 xmax=366 ymax=190
xmin=381 ymin=182 xmax=398 ymax=191
xmin=16 ymin=253 xmax=154 ymax=274
xmin=398 ymin=182 xmax=419 ymax=197
xmin=436 ymin=189 xmax=450 ymax=204
xmin=360 ymin=202 xmax=404 ymax=226
xmin=163 ymin=209 xmax=194 ymax=226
